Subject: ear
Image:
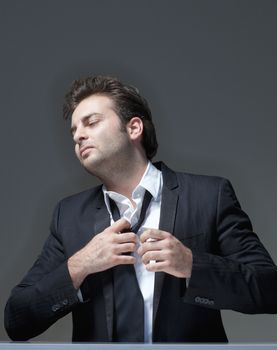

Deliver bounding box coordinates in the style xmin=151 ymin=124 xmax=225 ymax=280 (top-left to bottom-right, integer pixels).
xmin=126 ymin=117 xmax=143 ymax=141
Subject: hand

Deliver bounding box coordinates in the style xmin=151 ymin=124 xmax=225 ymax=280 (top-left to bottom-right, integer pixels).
xmin=68 ymin=218 xmax=136 ymax=289
xmin=137 ymin=229 xmax=193 ymax=278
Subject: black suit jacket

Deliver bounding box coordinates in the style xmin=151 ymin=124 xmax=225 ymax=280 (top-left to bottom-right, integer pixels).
xmin=5 ymin=162 xmax=277 ymax=342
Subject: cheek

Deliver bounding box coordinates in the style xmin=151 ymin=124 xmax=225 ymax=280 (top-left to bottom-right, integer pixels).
xmin=74 ymin=144 xmax=80 ymax=157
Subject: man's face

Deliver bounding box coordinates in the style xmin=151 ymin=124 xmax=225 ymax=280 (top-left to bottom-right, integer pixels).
xmin=71 ymin=94 xmax=131 ymax=174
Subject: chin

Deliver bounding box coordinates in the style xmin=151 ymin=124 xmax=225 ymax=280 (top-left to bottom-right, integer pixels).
xmin=82 ymin=157 xmax=103 ymax=174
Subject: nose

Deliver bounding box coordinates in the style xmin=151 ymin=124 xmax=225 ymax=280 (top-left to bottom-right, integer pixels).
xmin=73 ymin=125 xmax=88 ymax=144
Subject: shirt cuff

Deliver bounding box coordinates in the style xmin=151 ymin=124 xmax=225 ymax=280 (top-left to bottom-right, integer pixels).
xmin=77 ymin=288 xmax=84 ymax=302
xmin=186 ymin=278 xmax=190 ymax=288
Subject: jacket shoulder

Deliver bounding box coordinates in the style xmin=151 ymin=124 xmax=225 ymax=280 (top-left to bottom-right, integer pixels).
xmin=176 ymin=171 xmax=229 ymax=187
xmin=158 ymin=161 xmax=230 ymax=189
xmin=56 ymin=185 xmax=103 ymax=210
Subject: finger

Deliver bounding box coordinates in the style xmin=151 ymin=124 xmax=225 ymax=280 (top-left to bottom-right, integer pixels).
xmin=137 ymin=240 xmax=162 ymax=256
xmin=140 ymin=250 xmax=167 ymax=265
xmin=115 ymin=242 xmax=136 ymax=254
xmin=115 ymin=255 xmax=136 ymax=265
xmin=145 ymin=260 xmax=168 ymax=272
xmin=107 ymin=218 xmax=130 ymax=233
xmin=140 ymin=229 xmax=170 ymax=243
xmin=146 ymin=238 xmax=157 ymax=242
xmin=114 ymin=232 xmax=137 ymax=243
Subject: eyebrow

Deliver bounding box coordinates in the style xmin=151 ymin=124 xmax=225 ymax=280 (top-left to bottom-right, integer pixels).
xmin=70 ymin=113 xmax=103 ymax=135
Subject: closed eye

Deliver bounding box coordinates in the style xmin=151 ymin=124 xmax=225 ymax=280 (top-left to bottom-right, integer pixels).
xmin=70 ymin=113 xmax=103 ymax=137
xmin=87 ymin=118 xmax=100 ymax=126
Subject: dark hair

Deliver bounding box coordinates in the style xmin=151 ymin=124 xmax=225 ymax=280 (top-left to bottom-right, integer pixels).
xmin=63 ymin=75 xmax=158 ymax=160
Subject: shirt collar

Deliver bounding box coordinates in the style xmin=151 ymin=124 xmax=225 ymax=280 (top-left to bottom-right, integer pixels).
xmin=134 ymin=161 xmax=162 ymax=200
xmin=102 ymin=161 xmax=162 ymax=205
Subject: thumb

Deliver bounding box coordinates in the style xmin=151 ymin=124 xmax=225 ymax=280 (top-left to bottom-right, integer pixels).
xmin=107 ymin=217 xmax=131 ymax=233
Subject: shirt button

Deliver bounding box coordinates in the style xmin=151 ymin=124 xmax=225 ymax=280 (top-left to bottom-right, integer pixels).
xmin=52 ymin=304 xmax=60 ymax=312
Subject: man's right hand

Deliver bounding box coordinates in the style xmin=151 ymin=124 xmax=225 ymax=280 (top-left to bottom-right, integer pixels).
xmin=67 ymin=218 xmax=136 ymax=290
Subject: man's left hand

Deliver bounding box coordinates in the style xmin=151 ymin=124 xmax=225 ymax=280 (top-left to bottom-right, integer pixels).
xmin=137 ymin=229 xmax=193 ymax=278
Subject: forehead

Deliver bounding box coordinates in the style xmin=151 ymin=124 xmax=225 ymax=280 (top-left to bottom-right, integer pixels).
xmin=71 ymin=94 xmax=115 ymax=125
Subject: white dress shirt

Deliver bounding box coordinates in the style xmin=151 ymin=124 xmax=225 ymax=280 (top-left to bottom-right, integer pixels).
xmin=103 ymin=162 xmax=163 ymax=342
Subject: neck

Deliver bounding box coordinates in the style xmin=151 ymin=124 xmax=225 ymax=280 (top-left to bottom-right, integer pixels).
xmin=100 ymin=156 xmax=149 ymax=200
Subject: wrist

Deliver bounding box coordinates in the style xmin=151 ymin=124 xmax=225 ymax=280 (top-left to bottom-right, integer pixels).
xmin=67 ymin=250 xmax=88 ymax=290
xmin=184 ymin=248 xmax=193 ymax=278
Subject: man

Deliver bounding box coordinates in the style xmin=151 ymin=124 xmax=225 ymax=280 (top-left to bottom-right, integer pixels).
xmin=5 ymin=76 xmax=277 ymax=342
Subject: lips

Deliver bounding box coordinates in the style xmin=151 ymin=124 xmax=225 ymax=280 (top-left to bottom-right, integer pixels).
xmin=79 ymin=145 xmax=94 ymax=158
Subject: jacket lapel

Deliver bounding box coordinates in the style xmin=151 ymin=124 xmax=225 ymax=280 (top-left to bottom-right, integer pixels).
xmin=153 ymin=162 xmax=179 ymax=326
xmin=93 ymin=190 xmax=114 ymax=342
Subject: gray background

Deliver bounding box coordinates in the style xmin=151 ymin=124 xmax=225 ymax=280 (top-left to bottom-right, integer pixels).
xmin=0 ymin=0 xmax=276 ymax=342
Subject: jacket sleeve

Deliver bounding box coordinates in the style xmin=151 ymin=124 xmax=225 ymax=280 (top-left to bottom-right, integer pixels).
xmin=183 ymin=178 xmax=277 ymax=313
xmin=4 ymin=202 xmax=80 ymax=341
